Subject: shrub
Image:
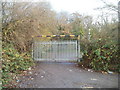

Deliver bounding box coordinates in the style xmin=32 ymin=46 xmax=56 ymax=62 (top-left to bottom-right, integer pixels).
xmin=2 ymin=42 xmax=34 ymax=87
xmin=79 ymin=37 xmax=119 ymax=72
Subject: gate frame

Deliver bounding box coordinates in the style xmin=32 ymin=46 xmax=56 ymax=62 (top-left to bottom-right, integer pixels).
xmin=31 ymin=35 xmax=81 ymax=62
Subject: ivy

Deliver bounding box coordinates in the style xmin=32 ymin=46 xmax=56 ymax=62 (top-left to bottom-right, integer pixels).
xmin=79 ymin=38 xmax=119 ymax=72
xmin=2 ymin=43 xmax=34 ymax=88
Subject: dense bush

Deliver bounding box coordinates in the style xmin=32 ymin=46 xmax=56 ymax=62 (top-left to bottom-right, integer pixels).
xmin=79 ymin=37 xmax=119 ymax=72
xmin=2 ymin=42 xmax=34 ymax=88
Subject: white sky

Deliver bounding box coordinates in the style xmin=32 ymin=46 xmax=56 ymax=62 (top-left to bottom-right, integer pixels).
xmin=48 ymin=0 xmax=119 ymax=16
xmin=2 ymin=0 xmax=119 ymax=19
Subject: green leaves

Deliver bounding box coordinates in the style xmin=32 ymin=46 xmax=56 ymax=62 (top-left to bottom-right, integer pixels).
xmin=94 ymin=48 xmax=101 ymax=56
xmin=2 ymin=43 xmax=34 ymax=88
xmin=80 ymin=37 xmax=119 ymax=72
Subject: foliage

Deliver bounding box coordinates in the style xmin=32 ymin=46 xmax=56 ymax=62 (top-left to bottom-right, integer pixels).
xmin=79 ymin=35 xmax=119 ymax=72
xmin=2 ymin=42 xmax=34 ymax=88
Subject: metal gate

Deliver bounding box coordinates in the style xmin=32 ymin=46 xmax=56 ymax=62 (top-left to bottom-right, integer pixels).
xmin=32 ymin=40 xmax=80 ymax=62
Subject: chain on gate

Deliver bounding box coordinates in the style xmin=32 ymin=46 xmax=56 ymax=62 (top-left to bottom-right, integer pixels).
xmin=32 ymin=35 xmax=80 ymax=62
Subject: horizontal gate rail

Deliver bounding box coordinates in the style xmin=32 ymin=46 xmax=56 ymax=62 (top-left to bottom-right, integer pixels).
xmin=34 ymin=41 xmax=77 ymax=44
xmin=32 ymin=35 xmax=80 ymax=38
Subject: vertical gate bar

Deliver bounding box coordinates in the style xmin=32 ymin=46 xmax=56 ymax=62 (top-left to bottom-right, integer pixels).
xmin=60 ymin=41 xmax=61 ymax=60
xmin=39 ymin=42 xmax=41 ymax=60
xmin=48 ymin=41 xmax=49 ymax=60
xmin=61 ymin=41 xmax=62 ymax=60
xmin=76 ymin=40 xmax=78 ymax=60
xmin=35 ymin=41 xmax=36 ymax=60
xmin=56 ymin=41 xmax=58 ymax=60
xmin=51 ymin=41 xmax=53 ymax=60
xmin=60 ymin=40 xmax=63 ymax=58
xmin=59 ymin=41 xmax=60 ymax=60
xmin=50 ymin=41 xmax=51 ymax=60
xmin=35 ymin=41 xmax=37 ymax=59
xmin=63 ymin=41 xmax=64 ymax=60
xmin=57 ymin=41 xmax=59 ymax=60
xmin=68 ymin=40 xmax=70 ymax=59
xmin=32 ymin=37 xmax=34 ymax=60
xmin=37 ymin=41 xmax=39 ymax=60
xmin=40 ymin=41 xmax=42 ymax=59
xmin=68 ymin=40 xmax=69 ymax=60
xmin=56 ymin=41 xmax=57 ymax=60
xmin=39 ymin=42 xmax=40 ymax=60
xmin=38 ymin=42 xmax=39 ymax=59
xmin=33 ymin=39 xmax=35 ymax=60
xmin=47 ymin=41 xmax=50 ymax=59
xmin=60 ymin=41 xmax=62 ymax=60
xmin=77 ymin=35 xmax=80 ymax=61
xmin=78 ymin=40 xmax=80 ymax=60
xmin=63 ymin=43 xmax=67 ymax=59
xmin=44 ymin=42 xmax=46 ymax=60
xmin=47 ymin=41 xmax=48 ymax=60
xmin=53 ymin=41 xmax=55 ymax=60
xmin=61 ymin=41 xmax=64 ymax=58
xmin=58 ymin=41 xmax=60 ymax=60
xmin=50 ymin=41 xmax=52 ymax=60
xmin=39 ymin=41 xmax=41 ymax=60
xmin=66 ymin=40 xmax=68 ymax=59
xmin=70 ymin=40 xmax=73 ymax=60
xmin=46 ymin=42 xmax=47 ymax=60
xmin=72 ymin=39 xmax=74 ymax=59
xmin=67 ymin=40 xmax=69 ymax=59
xmin=57 ymin=41 xmax=58 ymax=60
xmin=65 ymin=40 xmax=67 ymax=59
xmin=66 ymin=40 xmax=67 ymax=59
xmin=52 ymin=41 xmax=53 ymax=60
xmin=69 ymin=40 xmax=70 ymax=60
xmin=48 ymin=41 xmax=50 ymax=60
xmin=38 ymin=42 xmax=40 ymax=60
xmin=55 ymin=41 xmax=57 ymax=60
xmin=38 ymin=42 xmax=39 ymax=60
xmin=70 ymin=40 xmax=71 ymax=60
xmin=68 ymin=40 xmax=70 ymax=60
xmin=56 ymin=41 xmax=57 ymax=61
xmin=41 ymin=41 xmax=42 ymax=60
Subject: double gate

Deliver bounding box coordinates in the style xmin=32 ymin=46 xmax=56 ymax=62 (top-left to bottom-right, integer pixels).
xmin=32 ymin=35 xmax=80 ymax=62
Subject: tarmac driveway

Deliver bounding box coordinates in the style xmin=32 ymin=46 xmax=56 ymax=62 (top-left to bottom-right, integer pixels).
xmin=17 ymin=62 xmax=118 ymax=88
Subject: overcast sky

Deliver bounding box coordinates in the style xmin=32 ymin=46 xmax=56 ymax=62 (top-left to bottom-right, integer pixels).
xmin=2 ymin=0 xmax=119 ymax=20
xmin=48 ymin=0 xmax=119 ymax=17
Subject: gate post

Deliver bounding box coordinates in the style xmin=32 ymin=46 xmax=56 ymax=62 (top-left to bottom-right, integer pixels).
xmin=31 ymin=36 xmax=34 ymax=60
xmin=77 ymin=35 xmax=81 ymax=62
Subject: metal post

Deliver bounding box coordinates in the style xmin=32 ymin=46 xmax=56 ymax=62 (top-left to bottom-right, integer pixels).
xmin=31 ymin=37 xmax=34 ymax=60
xmin=77 ymin=35 xmax=81 ymax=62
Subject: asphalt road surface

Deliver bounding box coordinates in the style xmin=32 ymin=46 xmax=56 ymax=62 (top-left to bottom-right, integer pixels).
xmin=17 ymin=62 xmax=118 ymax=88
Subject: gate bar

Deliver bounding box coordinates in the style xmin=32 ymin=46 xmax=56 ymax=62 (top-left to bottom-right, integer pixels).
xmin=32 ymin=35 xmax=80 ymax=38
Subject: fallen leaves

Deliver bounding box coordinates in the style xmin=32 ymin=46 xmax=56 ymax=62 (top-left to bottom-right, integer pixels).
xmin=101 ymin=71 xmax=108 ymax=74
